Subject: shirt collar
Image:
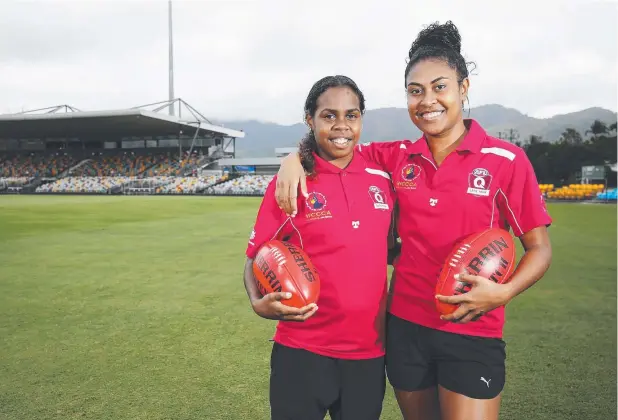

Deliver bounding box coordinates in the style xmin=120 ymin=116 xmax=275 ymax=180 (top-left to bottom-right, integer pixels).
xmin=456 ymin=119 xmax=486 ymax=153
xmin=312 ymin=150 xmax=366 ymax=174
xmin=406 ymin=119 xmax=487 ymax=156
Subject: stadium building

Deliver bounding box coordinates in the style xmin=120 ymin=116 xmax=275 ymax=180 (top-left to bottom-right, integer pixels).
xmin=1 ymin=101 xmax=614 ymax=201
xmin=0 ymin=100 xmax=281 ymax=196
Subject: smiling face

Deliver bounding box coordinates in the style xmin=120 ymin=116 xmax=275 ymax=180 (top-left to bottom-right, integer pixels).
xmin=406 ymin=58 xmax=469 ymax=137
xmin=306 ymin=86 xmax=362 ymax=166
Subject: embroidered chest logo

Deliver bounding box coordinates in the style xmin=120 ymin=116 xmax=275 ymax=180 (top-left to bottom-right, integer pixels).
xmin=396 ymin=163 xmax=421 ymax=190
xmin=467 ymin=168 xmax=492 ymax=197
xmin=305 ymin=192 xmax=332 ymax=220
xmin=368 ymin=186 xmax=390 ymax=210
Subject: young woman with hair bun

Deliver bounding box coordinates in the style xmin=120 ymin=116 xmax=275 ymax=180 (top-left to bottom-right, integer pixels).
xmin=275 ymin=21 xmax=553 ymax=420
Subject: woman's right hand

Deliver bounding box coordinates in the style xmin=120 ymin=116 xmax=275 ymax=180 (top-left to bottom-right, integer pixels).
xmin=252 ymin=292 xmax=318 ymax=322
xmin=275 ymin=153 xmax=308 ymax=216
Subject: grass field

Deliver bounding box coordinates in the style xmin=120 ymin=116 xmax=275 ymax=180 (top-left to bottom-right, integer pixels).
xmin=0 ymin=195 xmax=616 ymax=420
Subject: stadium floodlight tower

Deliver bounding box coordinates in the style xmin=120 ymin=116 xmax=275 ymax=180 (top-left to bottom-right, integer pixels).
xmin=168 ymin=0 xmax=175 ymax=117
xmin=158 ymin=1 xmax=242 ymax=161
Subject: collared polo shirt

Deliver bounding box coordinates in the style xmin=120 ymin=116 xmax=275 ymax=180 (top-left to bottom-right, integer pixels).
xmin=356 ymin=119 xmax=552 ymax=338
xmin=246 ymin=151 xmax=395 ymax=359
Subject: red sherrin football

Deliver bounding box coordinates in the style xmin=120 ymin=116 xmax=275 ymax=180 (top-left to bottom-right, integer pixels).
xmin=253 ymin=240 xmax=320 ymax=308
xmin=435 ymin=228 xmax=517 ymax=315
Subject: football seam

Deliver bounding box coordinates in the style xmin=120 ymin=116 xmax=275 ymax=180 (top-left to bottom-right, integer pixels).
xmin=449 ymin=243 xmax=472 ymax=268
xmin=503 ymin=249 xmax=517 ymax=282
xmin=269 ymin=247 xmax=286 ymax=266
xmin=275 ymin=244 xmax=311 ymax=306
xmin=282 ymin=262 xmax=309 ymax=306
xmin=441 ymin=238 xmax=480 ymax=297
xmin=442 ymin=232 xmax=494 ymax=294
xmin=448 ymin=229 xmax=497 ymax=269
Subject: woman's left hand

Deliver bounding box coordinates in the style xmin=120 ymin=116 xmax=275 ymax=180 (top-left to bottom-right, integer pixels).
xmin=435 ymin=273 xmax=513 ymax=324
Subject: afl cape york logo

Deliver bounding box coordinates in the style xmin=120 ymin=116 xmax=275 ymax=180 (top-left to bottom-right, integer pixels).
xmin=467 ymin=168 xmax=492 ymax=197
xmin=397 ymin=164 xmax=421 ymax=189
xmin=305 ymin=192 xmax=332 ymax=220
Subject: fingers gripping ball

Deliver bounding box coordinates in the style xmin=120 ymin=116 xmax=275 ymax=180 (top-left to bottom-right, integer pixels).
xmin=435 ymin=228 xmax=516 ymax=315
xmin=253 ymin=240 xmax=321 ymax=308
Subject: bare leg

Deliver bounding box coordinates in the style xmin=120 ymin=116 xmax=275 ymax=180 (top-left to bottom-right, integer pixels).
xmin=438 ymin=386 xmax=501 ymax=420
xmin=394 ymin=387 xmax=441 ymax=420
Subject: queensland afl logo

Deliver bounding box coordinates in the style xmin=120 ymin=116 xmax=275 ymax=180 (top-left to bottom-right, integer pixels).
xmin=401 ymin=164 xmax=421 ymax=181
xmin=368 ymin=186 xmax=389 ymax=210
xmin=467 ymin=168 xmax=492 ymax=197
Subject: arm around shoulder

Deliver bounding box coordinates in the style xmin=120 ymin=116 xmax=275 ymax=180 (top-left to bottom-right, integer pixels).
xmin=276 ymin=153 xmax=307 ymax=216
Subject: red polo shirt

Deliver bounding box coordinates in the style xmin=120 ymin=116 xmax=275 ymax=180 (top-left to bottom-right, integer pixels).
xmin=246 ymin=151 xmax=395 ymax=359
xmin=357 ymin=119 xmax=552 ymax=338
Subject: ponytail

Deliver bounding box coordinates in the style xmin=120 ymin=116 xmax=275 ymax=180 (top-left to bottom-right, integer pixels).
xmin=298 ymin=129 xmax=318 ymax=177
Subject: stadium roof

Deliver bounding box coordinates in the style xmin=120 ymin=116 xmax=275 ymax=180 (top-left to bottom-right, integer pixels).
xmin=0 ymin=100 xmax=245 ymax=139
xmin=275 ymin=147 xmax=298 ymax=153
xmin=218 ymin=157 xmax=282 ymax=166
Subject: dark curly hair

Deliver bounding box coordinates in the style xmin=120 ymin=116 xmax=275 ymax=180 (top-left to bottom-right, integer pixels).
xmin=404 ymin=21 xmax=476 ymax=89
xmin=298 ymin=75 xmax=366 ymax=177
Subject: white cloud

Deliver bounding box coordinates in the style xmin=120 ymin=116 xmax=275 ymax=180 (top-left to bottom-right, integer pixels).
xmin=0 ymin=0 xmax=616 ymax=124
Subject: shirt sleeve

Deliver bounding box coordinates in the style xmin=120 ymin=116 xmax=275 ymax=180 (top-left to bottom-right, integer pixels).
xmin=245 ymin=176 xmax=291 ymax=259
xmin=355 ymin=141 xmax=405 ymax=173
xmin=498 ymin=149 xmax=552 ymax=237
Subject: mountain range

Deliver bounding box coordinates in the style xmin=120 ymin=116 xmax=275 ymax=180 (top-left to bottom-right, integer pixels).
xmin=219 ymin=104 xmax=617 ymax=158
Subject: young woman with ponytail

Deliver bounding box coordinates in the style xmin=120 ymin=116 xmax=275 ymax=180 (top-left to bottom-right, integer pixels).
xmin=244 ymin=75 xmax=397 ymax=420
xmin=274 ymin=21 xmax=553 ymax=420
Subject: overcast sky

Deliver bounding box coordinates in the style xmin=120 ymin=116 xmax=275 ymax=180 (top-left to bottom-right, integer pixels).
xmin=1 ymin=0 xmax=616 ymax=125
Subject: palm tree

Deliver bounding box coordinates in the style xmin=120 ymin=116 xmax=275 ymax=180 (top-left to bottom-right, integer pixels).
xmin=585 ymin=120 xmax=608 ymax=139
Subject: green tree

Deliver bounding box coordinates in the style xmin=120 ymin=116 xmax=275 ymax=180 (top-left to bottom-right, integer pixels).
xmin=559 ymin=128 xmax=583 ymax=145
xmin=585 ymin=119 xmax=608 ymax=139
xmin=523 ymin=135 xmax=552 ymax=183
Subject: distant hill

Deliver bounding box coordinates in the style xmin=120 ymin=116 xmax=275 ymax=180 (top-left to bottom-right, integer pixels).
xmin=220 ymin=104 xmax=617 ymax=157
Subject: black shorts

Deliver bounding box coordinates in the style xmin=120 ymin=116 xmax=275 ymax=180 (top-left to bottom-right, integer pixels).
xmin=386 ymin=313 xmax=506 ymax=400
xmin=269 ymin=342 xmax=386 ymax=420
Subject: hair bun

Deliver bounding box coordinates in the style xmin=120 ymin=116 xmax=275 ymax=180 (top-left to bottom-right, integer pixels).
xmin=408 ymin=21 xmax=462 ymax=59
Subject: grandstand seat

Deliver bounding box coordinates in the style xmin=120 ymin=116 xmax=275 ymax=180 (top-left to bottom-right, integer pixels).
xmin=0 ymin=153 xmax=76 ymax=178
xmin=142 ymin=151 xmax=201 ymax=177
xmin=35 ymin=176 xmax=133 ymax=193
xmin=597 ymin=188 xmax=617 ymax=201
xmin=68 ymin=151 xmax=168 ymax=177
xmin=155 ymin=175 xmax=222 ymax=194
xmin=546 ymin=183 xmax=606 ymax=200
xmin=206 ymin=174 xmax=273 ymax=196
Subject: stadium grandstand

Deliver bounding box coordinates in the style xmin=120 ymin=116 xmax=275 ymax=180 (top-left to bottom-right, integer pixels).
xmin=1 ymin=103 xmax=615 ymax=201
xmin=0 ymin=99 xmax=285 ymax=196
